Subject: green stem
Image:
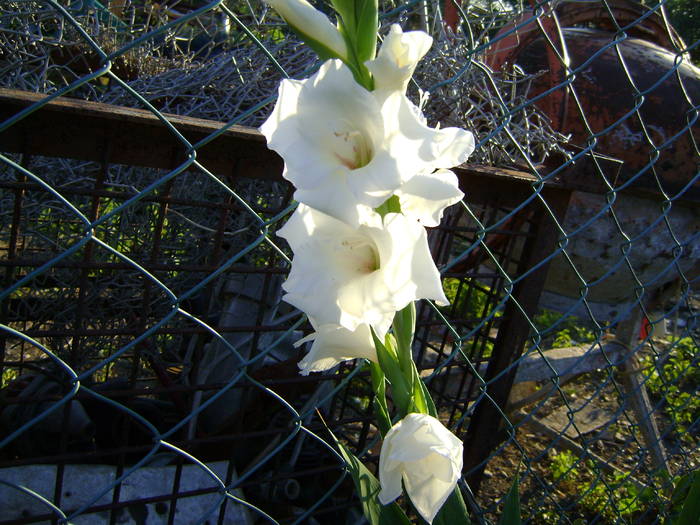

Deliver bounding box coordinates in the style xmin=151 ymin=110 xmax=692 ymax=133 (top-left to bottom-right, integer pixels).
xmin=374 ymin=194 xmax=402 ymax=218
xmin=392 ymin=302 xmax=434 ymax=415
xmin=371 ymin=328 xmax=412 ymax=416
xmin=369 ymin=361 xmax=392 ymax=437
xmin=392 ymin=302 xmax=416 ymax=374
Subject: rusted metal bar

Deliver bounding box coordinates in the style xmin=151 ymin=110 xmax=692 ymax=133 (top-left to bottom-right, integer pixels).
xmin=0 ymin=158 xmax=27 ymax=389
xmin=0 ymin=180 xmax=254 ymax=211
xmin=0 ymin=259 xmax=287 ymax=274
xmin=0 ymin=325 xmax=296 ymax=338
xmin=0 ymin=88 xmax=283 ymax=183
xmin=462 ymin=187 xmax=573 ymax=493
xmin=0 ymin=413 xmax=369 ymax=469
xmin=0 ymin=88 xmax=600 ymax=197
xmin=614 ymin=310 xmax=671 ymax=477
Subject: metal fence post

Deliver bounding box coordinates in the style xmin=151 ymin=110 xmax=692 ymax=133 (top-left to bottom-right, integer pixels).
xmin=614 ymin=309 xmax=671 ymax=477
xmin=463 ymin=187 xmax=572 ymax=493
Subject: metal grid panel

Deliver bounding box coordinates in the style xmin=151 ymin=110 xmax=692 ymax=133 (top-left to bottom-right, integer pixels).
xmin=0 ymin=0 xmax=698 ymax=523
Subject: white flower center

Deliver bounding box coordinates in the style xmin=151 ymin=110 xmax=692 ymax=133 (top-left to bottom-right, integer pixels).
xmin=332 ymin=126 xmax=374 ymax=170
xmin=338 ymin=237 xmax=379 ymax=275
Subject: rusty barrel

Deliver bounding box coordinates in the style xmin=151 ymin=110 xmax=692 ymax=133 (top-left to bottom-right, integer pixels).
xmin=485 ymin=2 xmax=700 ymax=313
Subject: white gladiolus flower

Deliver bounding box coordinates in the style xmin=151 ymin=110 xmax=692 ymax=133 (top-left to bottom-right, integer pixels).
xmin=260 ymin=60 xmax=476 ymax=226
xmin=295 ymin=321 xmax=377 ymax=375
xmin=396 ymin=169 xmax=464 ymax=227
xmin=265 ymin=0 xmax=348 ymax=61
xmin=366 ymin=24 xmax=433 ymax=93
xmin=384 ymin=93 xmax=476 ymax=173
xmin=277 ymin=204 xmax=447 ymax=331
xmin=379 ymin=413 xmax=464 ymax=524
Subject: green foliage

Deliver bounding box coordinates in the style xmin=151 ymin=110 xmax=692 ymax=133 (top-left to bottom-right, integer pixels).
xmin=1 ymin=367 xmax=19 ymax=389
xmin=329 ymin=0 xmax=377 ymax=88
xmin=369 ymin=361 xmax=392 ymax=436
xmin=672 ymin=470 xmax=700 ymax=525
xmin=335 ymin=440 xmax=412 ymax=525
xmin=440 ymin=277 xmax=498 ymax=356
xmin=532 ymin=309 xmax=596 ymax=349
xmin=498 ymin=474 xmax=522 ymax=525
xmin=372 ymin=328 xmax=411 ymax=415
xmin=546 ymin=450 xmax=659 ymax=522
xmin=441 ymin=278 xmax=500 ymax=322
xmin=331 ymin=0 xmax=378 ymax=62
xmin=642 ymin=337 xmax=700 ymax=443
xmin=664 ymin=0 xmax=700 ymax=63
xmin=375 ymin=194 xmax=402 ymax=218
xmin=433 ymin=486 xmax=472 ymax=525
xmin=550 ymin=449 xmax=577 ymax=482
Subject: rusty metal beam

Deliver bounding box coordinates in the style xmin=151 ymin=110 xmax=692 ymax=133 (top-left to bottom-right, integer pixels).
xmin=0 ymin=88 xmax=283 ymax=182
xmin=462 ymin=187 xmax=573 ymax=493
xmin=1 ymin=88 xmax=582 ymax=201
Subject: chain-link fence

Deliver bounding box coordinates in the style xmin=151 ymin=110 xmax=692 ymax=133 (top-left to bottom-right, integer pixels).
xmin=0 ymin=0 xmax=698 ymax=523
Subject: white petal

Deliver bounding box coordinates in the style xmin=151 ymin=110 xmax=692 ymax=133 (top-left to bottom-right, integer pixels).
xmin=260 ymin=61 xmax=406 ymax=225
xmin=337 ymin=272 xmax=397 ymax=329
xmin=260 ymin=60 xmax=473 ymax=227
xmin=296 ymin=323 xmax=376 ymax=375
xmin=426 ymin=452 xmax=462 ymax=483
xmin=382 ymin=93 xmax=476 ymax=181
xmin=278 ymin=206 xmax=448 ymax=329
xmin=294 ymin=151 xmax=399 ymax=226
xmin=428 ymin=124 xmax=476 ymax=170
xmin=366 ymin=24 xmax=433 ymax=93
xmin=396 ymin=169 xmax=464 ymax=227
xmin=265 ymin=0 xmax=347 ymax=60
xmin=260 ymin=78 xmax=303 ymax=139
xmin=378 ymin=414 xmax=463 ymax=523
xmin=389 ymin=214 xmax=443 ymax=302
xmin=277 ymin=205 xmax=356 ymax=324
xmin=403 ymin=472 xmax=455 ymax=524
xmin=378 ymin=420 xmax=404 ymax=504
xmin=384 ymin=214 xmax=449 ymax=306
xmin=378 ymin=463 xmax=404 ymax=506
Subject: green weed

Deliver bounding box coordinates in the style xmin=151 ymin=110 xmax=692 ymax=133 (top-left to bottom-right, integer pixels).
xmin=545 ymin=450 xmax=660 ymax=522
xmin=642 ymin=337 xmax=700 ymax=443
xmin=441 ymin=277 xmax=499 ymax=322
xmin=532 ymin=309 xmax=597 ymax=349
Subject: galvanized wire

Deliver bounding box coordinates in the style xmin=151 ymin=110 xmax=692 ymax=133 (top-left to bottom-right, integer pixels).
xmin=0 ymin=0 xmax=698 ymax=524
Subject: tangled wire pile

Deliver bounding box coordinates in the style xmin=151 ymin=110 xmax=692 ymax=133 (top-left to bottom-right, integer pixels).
xmin=0 ymin=0 xmax=571 ymax=166
xmin=0 ymin=2 xmax=572 ymax=376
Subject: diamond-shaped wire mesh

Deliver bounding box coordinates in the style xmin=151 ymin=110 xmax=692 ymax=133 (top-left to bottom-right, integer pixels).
xmin=0 ymin=0 xmax=698 ymax=523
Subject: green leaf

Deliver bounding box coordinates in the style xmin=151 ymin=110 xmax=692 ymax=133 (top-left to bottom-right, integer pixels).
xmin=674 ymin=470 xmax=700 ymax=525
xmin=371 ymin=327 xmax=410 ymax=415
xmin=392 ymin=302 xmax=416 ymax=372
xmin=497 ymin=474 xmax=522 ymax=525
xmin=374 ymin=194 xmax=402 ymax=217
xmin=335 ymin=440 xmax=411 ymax=525
xmin=329 ymin=0 xmax=376 ymax=89
xmin=330 ymin=0 xmax=377 ymax=62
xmin=409 ymin=370 xmax=428 ymax=415
xmin=390 ymin=302 xmax=438 ymax=417
xmin=416 ymin=374 xmax=438 ymax=418
xmin=351 ymin=0 xmax=379 ymax=62
xmin=369 ymin=361 xmax=392 ymax=436
xmin=286 ymin=24 xmax=340 ymax=61
xmin=433 ymin=486 xmax=471 ymax=525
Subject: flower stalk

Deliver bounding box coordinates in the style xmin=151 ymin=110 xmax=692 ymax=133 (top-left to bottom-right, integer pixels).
xmin=369 ymin=361 xmax=392 ymax=437
xmin=265 ymin=0 xmax=349 ymax=61
xmin=259 ymin=3 xmax=476 ymax=523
